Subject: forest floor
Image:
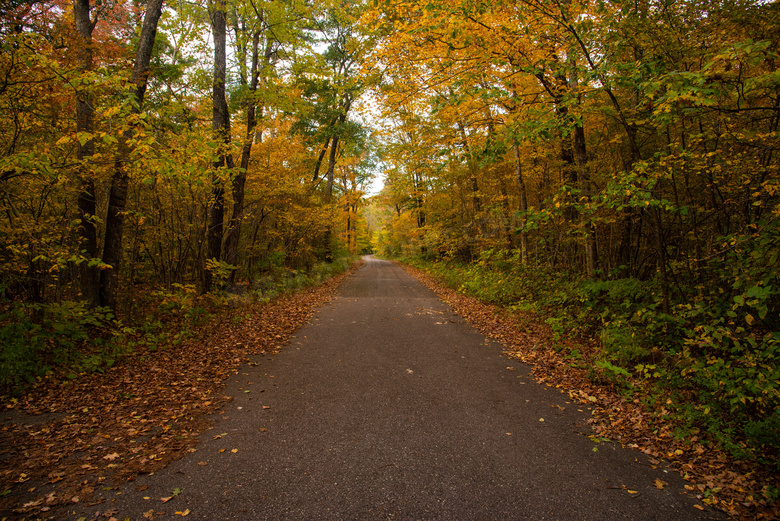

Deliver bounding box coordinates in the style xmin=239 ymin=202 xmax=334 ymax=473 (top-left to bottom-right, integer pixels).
xmin=0 ymin=258 xmax=777 ymax=520
xmin=0 ymin=263 xmax=360 ymax=520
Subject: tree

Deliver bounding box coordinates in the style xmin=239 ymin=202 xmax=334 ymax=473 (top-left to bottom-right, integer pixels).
xmin=99 ymin=0 xmax=165 ymax=309
xmin=73 ymin=0 xmax=100 ymax=306
xmin=204 ymin=0 xmax=234 ymax=292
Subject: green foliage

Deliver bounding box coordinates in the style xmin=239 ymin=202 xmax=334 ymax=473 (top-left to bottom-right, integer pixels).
xmin=245 ymin=257 xmax=354 ymax=302
xmin=599 ymin=321 xmax=649 ymax=364
xmin=205 ymin=259 xmax=238 ymax=291
xmin=0 ymin=301 xmax=123 ymax=396
xmin=0 ymin=253 xmax=355 ymax=396
xmin=0 ymin=306 xmax=45 ymax=395
xmin=592 ymin=360 xmax=631 ymax=389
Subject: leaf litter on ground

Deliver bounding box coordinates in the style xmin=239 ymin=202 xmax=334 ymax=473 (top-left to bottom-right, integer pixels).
xmin=0 ymin=263 xmax=359 ymax=520
xmin=4 ymin=259 xmax=776 ymax=521
xmin=401 ymin=263 xmax=779 ymax=521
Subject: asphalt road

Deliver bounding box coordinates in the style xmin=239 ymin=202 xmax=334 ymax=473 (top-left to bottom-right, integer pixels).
xmin=74 ymin=257 xmax=724 ymax=520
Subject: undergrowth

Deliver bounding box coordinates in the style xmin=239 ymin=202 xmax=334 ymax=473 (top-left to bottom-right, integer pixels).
xmin=0 ymin=258 xmax=355 ymax=398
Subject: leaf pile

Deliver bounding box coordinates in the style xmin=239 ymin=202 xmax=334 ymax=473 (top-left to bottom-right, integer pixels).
xmin=0 ymin=263 xmax=358 ymax=520
xmin=402 ymin=263 xmax=779 ymax=521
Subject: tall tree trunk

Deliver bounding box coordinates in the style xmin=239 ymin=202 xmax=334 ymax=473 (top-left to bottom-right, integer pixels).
xmin=321 ymin=132 xmax=340 ymax=263
xmin=512 ymin=141 xmax=528 ymax=264
xmin=413 ymin=172 xmax=425 ymax=228
xmin=651 ymin=206 xmax=671 ymax=314
xmin=572 ymin=123 xmax=597 ymax=277
xmin=74 ymin=0 xmax=99 ymax=306
xmin=312 ymin=136 xmax=331 ymax=182
xmin=617 ymin=45 xmax=645 ymax=276
xmin=99 ymin=0 xmax=164 ymax=310
xmin=456 ymin=121 xmax=482 ymax=234
xmin=325 ymin=102 xmax=350 ymax=199
xmin=325 ymin=134 xmax=340 ymax=199
xmin=225 ymin=31 xmax=264 ymax=281
xmin=204 ymin=0 xmax=234 ymax=292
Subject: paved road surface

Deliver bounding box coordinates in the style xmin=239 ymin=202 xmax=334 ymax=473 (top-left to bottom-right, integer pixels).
xmin=76 ymin=257 xmax=723 ymax=520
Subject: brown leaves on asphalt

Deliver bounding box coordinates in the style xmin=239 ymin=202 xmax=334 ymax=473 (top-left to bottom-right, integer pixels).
xmin=403 ymin=264 xmax=779 ymax=521
xmin=0 ymin=264 xmax=357 ymax=520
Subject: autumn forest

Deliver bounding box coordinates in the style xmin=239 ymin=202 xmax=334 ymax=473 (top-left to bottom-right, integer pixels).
xmin=1 ymin=0 xmax=779 ymax=514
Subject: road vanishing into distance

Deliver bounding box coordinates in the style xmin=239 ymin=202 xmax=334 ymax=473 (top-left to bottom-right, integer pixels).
xmin=75 ymin=257 xmax=724 ymax=520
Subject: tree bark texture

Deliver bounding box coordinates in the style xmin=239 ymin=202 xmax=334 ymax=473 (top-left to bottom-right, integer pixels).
xmin=325 ymin=134 xmax=340 ymax=199
xmin=572 ymin=123 xmax=597 ymax=277
xmin=512 ymin=141 xmax=528 ymax=264
xmin=225 ymin=30 xmax=262 ymax=279
xmin=205 ymin=0 xmax=234 ymax=292
xmin=99 ymin=0 xmax=165 ymax=310
xmin=74 ymin=0 xmax=100 ymax=306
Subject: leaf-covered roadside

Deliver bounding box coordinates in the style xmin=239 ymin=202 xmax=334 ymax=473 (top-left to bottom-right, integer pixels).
xmin=0 ymin=263 xmax=359 ymax=520
xmin=401 ymin=263 xmax=779 ymax=521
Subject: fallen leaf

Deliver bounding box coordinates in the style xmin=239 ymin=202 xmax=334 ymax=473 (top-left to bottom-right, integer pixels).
xmin=627 ymin=490 xmax=639 ymax=494
xmin=197 ymin=461 xmax=208 ymax=466
xmin=143 ymin=510 xmax=155 ymax=519
xmin=231 ymin=448 xmax=238 ymax=453
xmin=539 ymin=418 xmax=545 ymax=422
xmin=161 ymin=496 xmax=173 ymax=503
xmin=693 ymin=504 xmax=705 ymax=511
xmin=259 ymin=428 xmax=267 ymax=432
xmin=137 ymin=484 xmax=149 ymax=492
xmin=0 ymin=267 xmax=355 ymax=519
xmin=175 ymin=509 xmax=191 ymax=516
xmin=654 ymin=479 xmax=668 ymax=490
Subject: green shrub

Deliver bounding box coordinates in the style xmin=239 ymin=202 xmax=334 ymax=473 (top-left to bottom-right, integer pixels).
xmin=0 ymin=306 xmax=46 ymax=395
xmin=0 ymin=301 xmax=122 ymax=396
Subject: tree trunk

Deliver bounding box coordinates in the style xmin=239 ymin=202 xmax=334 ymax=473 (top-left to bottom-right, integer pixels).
xmin=74 ymin=0 xmax=99 ymax=306
xmin=99 ymin=0 xmax=164 ymax=310
xmin=456 ymin=121 xmax=483 ymax=234
xmin=572 ymin=123 xmax=597 ymax=277
xmin=225 ymin=30 xmax=264 ymax=280
xmin=325 ymin=134 xmax=340 ymax=199
xmin=204 ymin=0 xmax=234 ymax=292
xmin=414 ymin=172 xmax=425 ymax=228
xmin=652 ymin=207 xmax=671 ymax=315
xmin=312 ymin=136 xmax=331 ymax=182
xmin=512 ymin=141 xmax=528 ymax=264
